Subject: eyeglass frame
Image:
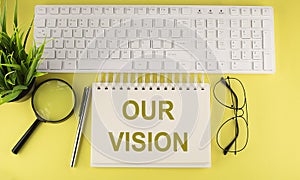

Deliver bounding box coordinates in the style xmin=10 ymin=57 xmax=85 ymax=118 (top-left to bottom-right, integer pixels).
xmin=213 ymin=76 xmax=249 ymax=155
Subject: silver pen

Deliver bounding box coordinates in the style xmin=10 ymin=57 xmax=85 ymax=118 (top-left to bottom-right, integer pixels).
xmin=70 ymin=87 xmax=91 ymax=167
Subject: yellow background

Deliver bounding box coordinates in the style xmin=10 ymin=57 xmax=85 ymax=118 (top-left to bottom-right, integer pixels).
xmin=0 ymin=0 xmax=298 ymax=179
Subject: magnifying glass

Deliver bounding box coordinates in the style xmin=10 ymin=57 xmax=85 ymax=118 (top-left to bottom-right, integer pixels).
xmin=12 ymin=79 xmax=76 ymax=154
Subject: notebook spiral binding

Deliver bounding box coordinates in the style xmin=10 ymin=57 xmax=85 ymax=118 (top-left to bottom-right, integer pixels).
xmin=97 ymin=73 xmax=206 ymax=91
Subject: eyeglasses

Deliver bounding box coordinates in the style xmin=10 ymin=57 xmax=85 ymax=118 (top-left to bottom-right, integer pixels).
xmin=213 ymin=76 xmax=249 ymax=155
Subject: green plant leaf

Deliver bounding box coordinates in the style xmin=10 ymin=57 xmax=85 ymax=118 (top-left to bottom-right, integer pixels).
xmin=23 ymin=19 xmax=33 ymax=48
xmin=13 ymin=0 xmax=18 ymax=28
xmin=4 ymin=70 xmax=17 ymax=86
xmin=25 ymin=43 xmax=45 ymax=85
xmin=12 ymin=84 xmax=27 ymax=91
xmin=0 ymin=89 xmax=22 ymax=105
xmin=1 ymin=0 xmax=7 ymax=33
xmin=0 ymin=63 xmax=21 ymax=70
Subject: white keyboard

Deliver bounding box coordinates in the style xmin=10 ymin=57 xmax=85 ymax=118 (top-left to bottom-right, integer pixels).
xmin=34 ymin=5 xmax=275 ymax=74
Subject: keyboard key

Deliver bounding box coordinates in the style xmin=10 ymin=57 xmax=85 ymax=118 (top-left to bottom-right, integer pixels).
xmin=263 ymin=31 xmax=272 ymax=49
xmin=68 ymin=18 xmax=78 ymax=27
xmin=149 ymin=29 xmax=159 ymax=37
xmin=241 ymin=19 xmax=251 ymax=28
xmin=35 ymin=19 xmax=46 ymax=27
xmin=252 ymin=30 xmax=262 ymax=39
xmin=164 ymin=61 xmax=177 ymax=70
xmin=230 ymin=30 xmax=240 ymax=38
xmin=253 ymin=40 xmax=262 ymax=49
xmin=242 ymin=51 xmax=251 ymax=60
xmin=102 ymin=61 xmax=132 ymax=70
xmin=231 ymin=40 xmax=241 ymax=49
xmin=170 ymin=8 xmax=180 ymax=15
xmin=149 ymin=61 xmax=162 ymax=70
xmin=242 ymin=40 xmax=251 ymax=49
xmin=63 ymin=61 xmax=77 ymax=70
xmin=241 ymin=8 xmax=250 ymax=16
xmin=206 ymin=19 xmax=216 ymax=28
xmin=119 ymin=40 xmax=129 ymax=49
xmin=49 ymin=61 xmax=62 ymax=70
xmin=230 ymin=8 xmax=239 ymax=15
xmin=230 ymin=19 xmax=239 ymax=28
xmin=206 ymin=61 xmax=217 ymax=70
xmin=54 ymin=39 xmax=64 ymax=48
xmin=93 ymin=7 xmax=102 ymax=14
xmin=46 ymin=19 xmax=56 ymax=27
xmin=89 ymin=19 xmax=99 ymax=28
xmin=133 ymin=51 xmax=142 ymax=58
xmin=155 ymin=50 xmax=165 ymax=58
xmin=82 ymin=7 xmax=92 ymax=14
xmin=121 ymin=50 xmax=131 ymax=59
xmin=95 ymin=29 xmax=105 ymax=37
xmin=100 ymin=19 xmax=110 ymax=27
xmin=114 ymin=7 xmax=124 ymax=14
xmin=160 ymin=29 xmax=169 ymax=38
xmin=71 ymin=7 xmax=80 ymax=14
xmin=57 ymin=50 xmax=66 ymax=58
xmin=178 ymin=62 xmax=193 ymax=70
xmin=262 ymin=8 xmax=271 ymax=16
xmin=76 ymin=39 xmax=85 ymax=48
xmin=60 ymin=7 xmax=70 ymax=14
xmin=166 ymin=50 xmax=191 ymax=60
xmin=141 ymin=40 xmax=151 ymax=49
xmin=195 ymin=19 xmax=205 ymax=28
xmin=241 ymin=30 xmax=251 ymax=39
xmin=78 ymin=60 xmax=103 ymax=70
xmin=251 ymin=8 xmax=261 ymax=16
xmin=182 ymin=8 xmax=192 ymax=15
xmin=88 ymin=50 xmax=98 ymax=59
xmin=38 ymin=61 xmax=48 ymax=70
xmin=42 ymin=50 xmax=55 ymax=59
xmin=52 ymin=29 xmax=62 ymax=38
xmin=49 ymin=7 xmax=59 ymax=14
xmin=177 ymin=19 xmax=191 ymax=28
xmin=137 ymin=7 xmax=146 ymax=14
xmin=196 ymin=61 xmax=204 ymax=71
xmin=253 ymin=61 xmax=263 ymax=70
xmin=217 ymin=41 xmax=227 ymax=49
xmin=206 ymin=50 xmax=215 ymax=60
xmin=253 ymin=51 xmax=262 ymax=60
xmin=57 ymin=19 xmax=67 ymax=28
xmin=73 ymin=29 xmax=83 ymax=37
xmin=263 ymin=52 xmax=273 ymax=70
xmin=232 ymin=61 xmax=252 ymax=70
xmin=131 ymin=41 xmax=140 ymax=49
xmin=125 ymin=7 xmax=134 ymax=14
xmin=171 ymin=29 xmax=181 ymax=38
xmin=63 ymin=29 xmax=72 ymax=38
xmin=252 ymin=19 xmax=261 ymax=28
xmin=99 ymin=50 xmax=109 ymax=58
xmin=104 ymin=7 xmax=113 ymax=14
xmin=67 ymin=50 xmax=77 ymax=58
xmin=160 ymin=7 xmax=169 ymax=15
xmin=231 ymin=51 xmax=241 ymax=59
xmin=36 ymin=7 xmax=47 ymax=15
xmin=134 ymin=61 xmax=147 ymax=70
xmin=111 ymin=50 xmax=120 ymax=59
xmin=144 ymin=50 xmax=153 ymax=59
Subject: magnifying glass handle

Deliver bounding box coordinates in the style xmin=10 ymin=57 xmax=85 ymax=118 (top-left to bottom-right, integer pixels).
xmin=12 ymin=119 xmax=41 ymax=154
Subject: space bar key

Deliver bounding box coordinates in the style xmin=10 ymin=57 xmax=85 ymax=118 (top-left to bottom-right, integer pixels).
xmin=78 ymin=60 xmax=104 ymax=70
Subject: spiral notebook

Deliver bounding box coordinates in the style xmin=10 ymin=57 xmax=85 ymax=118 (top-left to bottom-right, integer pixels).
xmin=91 ymin=74 xmax=211 ymax=167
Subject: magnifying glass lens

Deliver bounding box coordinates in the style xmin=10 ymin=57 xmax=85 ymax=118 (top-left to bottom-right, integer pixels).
xmin=33 ymin=80 xmax=75 ymax=121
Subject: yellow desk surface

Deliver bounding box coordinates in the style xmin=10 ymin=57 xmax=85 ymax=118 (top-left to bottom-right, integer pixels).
xmin=0 ymin=0 xmax=298 ymax=179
